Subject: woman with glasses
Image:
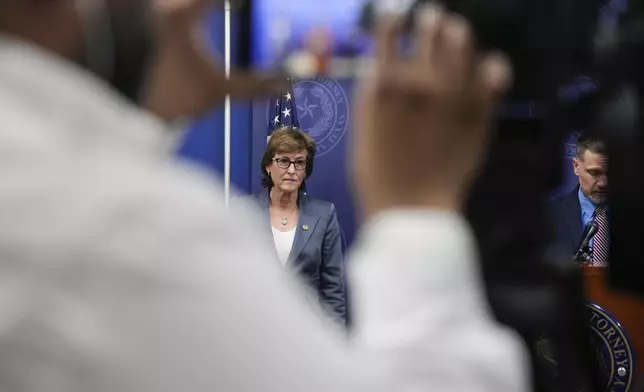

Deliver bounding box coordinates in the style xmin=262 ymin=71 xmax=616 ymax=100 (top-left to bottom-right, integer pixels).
xmin=247 ymin=126 xmax=346 ymax=326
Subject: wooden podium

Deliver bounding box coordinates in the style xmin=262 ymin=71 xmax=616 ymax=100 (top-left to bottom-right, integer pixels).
xmin=583 ymin=265 xmax=644 ymax=377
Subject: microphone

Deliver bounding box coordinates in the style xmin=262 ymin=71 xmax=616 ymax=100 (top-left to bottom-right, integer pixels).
xmin=573 ymin=221 xmax=599 ymax=263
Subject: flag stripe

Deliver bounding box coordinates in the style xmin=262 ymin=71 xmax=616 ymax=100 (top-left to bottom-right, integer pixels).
xmin=267 ymin=78 xmax=299 ymax=138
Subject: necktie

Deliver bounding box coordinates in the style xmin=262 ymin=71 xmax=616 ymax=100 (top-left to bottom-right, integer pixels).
xmin=592 ymin=205 xmax=610 ymax=267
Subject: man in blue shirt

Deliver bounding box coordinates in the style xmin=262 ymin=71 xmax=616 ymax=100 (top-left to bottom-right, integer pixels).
xmin=548 ymin=131 xmax=609 ymax=261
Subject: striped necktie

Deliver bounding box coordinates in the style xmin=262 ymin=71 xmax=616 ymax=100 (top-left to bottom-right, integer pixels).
xmin=592 ymin=205 xmax=610 ymax=267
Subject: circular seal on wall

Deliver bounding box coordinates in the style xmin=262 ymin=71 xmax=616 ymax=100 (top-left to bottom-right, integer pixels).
xmin=265 ymin=77 xmax=348 ymax=157
xmin=294 ymin=77 xmax=348 ymax=157
xmin=586 ymin=302 xmax=635 ymax=392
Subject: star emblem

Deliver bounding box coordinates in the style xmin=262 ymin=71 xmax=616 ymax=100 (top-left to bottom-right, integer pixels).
xmin=276 ymin=99 xmax=280 ymax=106
xmin=282 ymin=108 xmax=291 ymax=117
xmin=297 ymin=96 xmax=317 ymax=119
xmin=273 ymin=115 xmax=280 ymax=125
xmin=285 ymin=92 xmax=292 ymax=101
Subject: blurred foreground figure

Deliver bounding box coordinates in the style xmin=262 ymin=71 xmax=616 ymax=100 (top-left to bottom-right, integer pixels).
xmin=0 ymin=1 xmax=528 ymax=391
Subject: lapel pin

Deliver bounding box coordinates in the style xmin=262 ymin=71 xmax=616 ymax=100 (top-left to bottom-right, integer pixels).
xmin=302 ymin=224 xmax=309 ymax=231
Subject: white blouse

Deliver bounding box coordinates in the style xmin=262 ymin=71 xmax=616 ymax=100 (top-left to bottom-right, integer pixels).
xmin=272 ymin=226 xmax=296 ymax=266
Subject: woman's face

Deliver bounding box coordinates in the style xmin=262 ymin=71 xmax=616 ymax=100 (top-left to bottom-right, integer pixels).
xmin=267 ymin=150 xmax=307 ymax=193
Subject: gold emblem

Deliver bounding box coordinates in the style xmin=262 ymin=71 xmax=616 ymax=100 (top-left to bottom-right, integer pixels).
xmin=302 ymin=224 xmax=309 ymax=231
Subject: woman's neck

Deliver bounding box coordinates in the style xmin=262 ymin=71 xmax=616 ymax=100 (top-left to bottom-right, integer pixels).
xmin=270 ymin=188 xmax=298 ymax=210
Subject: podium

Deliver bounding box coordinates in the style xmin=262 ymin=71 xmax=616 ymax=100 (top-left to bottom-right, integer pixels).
xmin=583 ymin=265 xmax=644 ymax=386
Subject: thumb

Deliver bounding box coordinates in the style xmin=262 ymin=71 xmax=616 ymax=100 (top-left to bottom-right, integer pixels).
xmin=479 ymin=52 xmax=513 ymax=100
xmin=463 ymin=52 xmax=511 ymax=128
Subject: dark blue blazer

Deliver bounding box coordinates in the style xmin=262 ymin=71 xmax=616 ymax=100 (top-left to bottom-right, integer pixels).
xmin=247 ymin=191 xmax=346 ymax=325
xmin=547 ymin=186 xmax=583 ymax=258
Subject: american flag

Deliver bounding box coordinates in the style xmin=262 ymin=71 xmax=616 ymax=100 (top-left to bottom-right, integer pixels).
xmin=267 ymin=78 xmax=299 ymax=139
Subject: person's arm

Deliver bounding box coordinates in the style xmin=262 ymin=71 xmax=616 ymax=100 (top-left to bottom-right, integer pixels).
xmin=51 ymin=182 xmax=526 ymax=392
xmin=319 ymin=202 xmax=347 ymax=325
xmin=99 ymin=190 xmax=527 ymax=392
xmin=349 ymin=210 xmax=529 ymax=391
xmin=15 ymin=151 xmax=525 ymax=392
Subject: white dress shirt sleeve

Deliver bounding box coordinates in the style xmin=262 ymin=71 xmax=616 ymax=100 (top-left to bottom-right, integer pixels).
xmin=72 ymin=168 xmax=529 ymax=392
xmin=349 ymin=210 xmax=530 ymax=391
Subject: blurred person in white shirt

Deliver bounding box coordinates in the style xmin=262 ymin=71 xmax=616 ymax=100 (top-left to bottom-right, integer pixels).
xmin=0 ymin=1 xmax=528 ymax=391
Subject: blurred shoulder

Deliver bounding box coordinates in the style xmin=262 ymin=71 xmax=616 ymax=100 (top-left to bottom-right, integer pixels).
xmin=235 ymin=192 xmax=262 ymax=203
xmin=229 ymin=191 xmax=266 ymax=211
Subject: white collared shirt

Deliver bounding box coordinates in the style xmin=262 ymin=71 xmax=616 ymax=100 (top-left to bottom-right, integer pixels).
xmin=0 ymin=35 xmax=528 ymax=392
xmin=272 ymin=226 xmax=296 ymax=265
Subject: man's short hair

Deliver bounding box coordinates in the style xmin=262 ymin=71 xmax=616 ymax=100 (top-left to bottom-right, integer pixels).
xmin=576 ymin=131 xmax=606 ymax=159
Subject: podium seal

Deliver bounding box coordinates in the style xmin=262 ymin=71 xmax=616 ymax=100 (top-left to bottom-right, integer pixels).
xmin=587 ymin=302 xmax=635 ymax=392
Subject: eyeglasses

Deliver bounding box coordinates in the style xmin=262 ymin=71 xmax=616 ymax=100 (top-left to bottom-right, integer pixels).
xmin=274 ymin=157 xmax=307 ymax=170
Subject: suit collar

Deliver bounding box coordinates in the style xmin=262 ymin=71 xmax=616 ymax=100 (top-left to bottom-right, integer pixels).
xmin=261 ymin=189 xmax=320 ymax=265
xmin=288 ymin=193 xmax=319 ymax=264
xmin=564 ymin=185 xmax=583 ymax=249
xmin=258 ymin=189 xmax=271 ymax=211
xmin=577 ymin=186 xmax=597 ymax=220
